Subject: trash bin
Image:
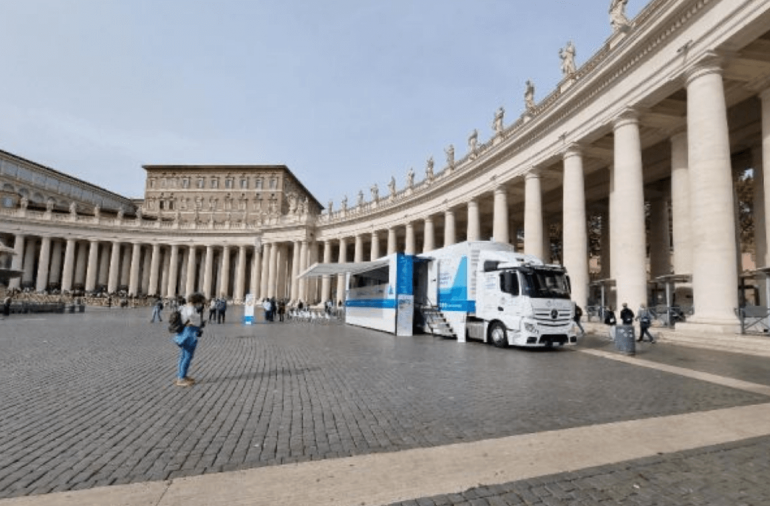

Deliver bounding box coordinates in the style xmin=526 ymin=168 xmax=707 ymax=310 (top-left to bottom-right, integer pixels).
xmin=614 ymin=324 xmax=636 ymax=356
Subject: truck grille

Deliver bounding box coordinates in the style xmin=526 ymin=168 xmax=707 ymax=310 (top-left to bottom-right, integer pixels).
xmin=533 ymin=309 xmax=572 ymax=327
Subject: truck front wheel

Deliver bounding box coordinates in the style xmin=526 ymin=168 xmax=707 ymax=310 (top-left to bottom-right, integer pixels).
xmin=489 ymin=322 xmax=508 ymax=348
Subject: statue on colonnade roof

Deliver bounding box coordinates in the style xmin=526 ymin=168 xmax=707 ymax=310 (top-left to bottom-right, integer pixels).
xmin=525 ymin=80 xmax=536 ymax=112
xmin=371 ymin=183 xmax=379 ymax=203
xmin=468 ymin=129 xmax=478 ymax=157
xmin=388 ymin=176 xmax=396 ymax=197
xmin=445 ymin=144 xmax=455 ymax=170
xmin=493 ymin=107 xmax=505 ymax=136
xmin=406 ymin=167 xmax=415 ymax=190
xmin=559 ymin=41 xmax=576 ymax=76
xmin=610 ymin=0 xmax=630 ymax=31
xmin=425 ymin=157 xmax=434 ymax=182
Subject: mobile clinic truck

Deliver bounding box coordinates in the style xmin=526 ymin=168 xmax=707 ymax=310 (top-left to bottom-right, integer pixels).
xmin=299 ymin=241 xmax=577 ymax=348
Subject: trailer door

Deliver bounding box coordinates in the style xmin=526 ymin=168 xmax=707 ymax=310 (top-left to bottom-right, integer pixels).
xmin=427 ymin=260 xmax=439 ymax=306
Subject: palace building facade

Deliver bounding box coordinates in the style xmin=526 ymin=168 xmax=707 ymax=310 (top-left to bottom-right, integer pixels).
xmin=2 ymin=0 xmax=770 ymax=335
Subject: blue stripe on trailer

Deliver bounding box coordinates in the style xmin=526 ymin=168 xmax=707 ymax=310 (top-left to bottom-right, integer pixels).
xmin=346 ymin=299 xmax=397 ymax=309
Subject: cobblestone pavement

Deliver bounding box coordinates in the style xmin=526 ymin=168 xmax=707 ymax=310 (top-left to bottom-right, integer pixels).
xmin=1 ymin=309 xmax=769 ymax=501
xmin=386 ymin=436 xmax=770 ymax=506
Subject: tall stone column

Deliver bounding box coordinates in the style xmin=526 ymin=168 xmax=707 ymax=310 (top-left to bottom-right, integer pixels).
xmin=467 ymin=199 xmax=480 ymax=242
xmin=562 ymin=145 xmax=589 ymax=308
xmin=649 ymin=196 xmax=671 ymax=279
xmin=179 ymin=252 xmax=188 ymax=294
xmin=84 ymin=240 xmax=99 ymax=292
xmin=22 ymin=238 xmax=36 ymax=286
xmin=600 ymin=209 xmax=611 ymax=279
xmin=267 ymin=243 xmax=279 ymax=298
xmin=671 ymin=132 xmax=692 ymax=279
xmin=524 ymin=171 xmax=544 ymax=259
xmin=612 ymin=110 xmax=648 ymax=311
xmin=35 ymin=236 xmax=51 ymax=292
xmin=290 ymin=241 xmax=301 ymax=301
xmin=423 ymin=217 xmax=435 ymax=253
xmin=49 ymin=240 xmax=63 ymax=285
xmin=185 ymin=245 xmax=198 ymax=298
xmin=97 ymin=243 xmax=109 ymax=287
xmin=201 ymin=245 xmax=213 ymax=298
xmin=129 ymin=242 xmax=142 ymax=296
xmin=321 ymin=240 xmax=333 ymax=303
xmin=120 ymin=245 xmax=131 ymax=288
xmin=108 ymin=241 xmax=122 ymax=294
xmin=160 ymin=248 xmax=171 ymax=298
xmin=760 ymin=88 xmax=770 ymax=270
xmin=148 ymin=244 xmax=162 ymax=297
xmin=141 ymin=247 xmax=152 ymax=295
xmin=444 ymin=209 xmax=456 ymax=246
xmin=354 ymin=234 xmax=364 ymax=262
xmin=370 ymin=231 xmax=380 ymax=260
xmin=260 ymin=243 xmax=271 ymax=300
xmin=61 ymin=238 xmax=77 ymax=292
xmin=493 ymin=187 xmax=509 ymax=244
xmin=686 ymin=56 xmax=738 ymax=326
xmin=9 ymin=235 xmax=25 ymax=290
xmin=167 ymin=244 xmax=179 ymax=298
xmin=250 ymin=245 xmax=262 ymax=300
xmin=336 ymin=238 xmax=348 ymax=303
xmin=405 ymin=223 xmax=416 ymax=254
xmin=234 ymin=245 xmax=247 ymax=302
xmin=298 ymin=240 xmax=309 ymax=302
xmin=387 ymin=228 xmax=397 ymax=255
xmin=220 ymin=245 xmax=231 ymax=298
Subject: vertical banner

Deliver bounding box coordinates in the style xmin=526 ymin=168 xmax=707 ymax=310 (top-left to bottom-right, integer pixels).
xmin=243 ymin=293 xmax=255 ymax=325
xmin=395 ymin=254 xmax=414 ymax=336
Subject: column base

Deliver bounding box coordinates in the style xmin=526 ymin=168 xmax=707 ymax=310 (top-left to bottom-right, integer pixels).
xmin=676 ymin=319 xmax=739 ymax=335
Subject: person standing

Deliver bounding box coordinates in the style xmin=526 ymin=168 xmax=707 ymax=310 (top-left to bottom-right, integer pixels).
xmin=208 ymin=298 xmax=217 ymax=322
xmin=573 ymin=303 xmax=585 ymax=337
xmin=216 ymin=297 xmax=227 ymax=324
xmin=2 ymin=293 xmax=11 ymax=319
xmin=150 ymin=298 xmax=163 ymax=323
xmin=262 ymin=298 xmax=272 ymax=322
xmin=174 ymin=293 xmax=206 ymax=387
xmin=278 ymin=299 xmax=286 ymax=322
xmin=620 ymin=303 xmax=634 ymax=325
xmin=604 ymin=306 xmax=617 ymax=340
xmin=636 ymin=303 xmax=656 ymax=343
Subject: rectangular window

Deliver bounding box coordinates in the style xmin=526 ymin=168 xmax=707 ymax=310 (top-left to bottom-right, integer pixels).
xmin=211 ymin=179 xmax=219 ymax=189
xmin=182 ymin=178 xmax=190 ymax=189
xmin=197 ymin=178 xmax=205 ymax=189
xmin=240 ymin=179 xmax=248 ymax=189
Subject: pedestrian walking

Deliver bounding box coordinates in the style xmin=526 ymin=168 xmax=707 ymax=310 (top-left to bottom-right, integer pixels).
xmin=171 ymin=293 xmax=206 ymax=387
xmin=262 ymin=298 xmax=272 ymax=322
xmin=604 ymin=306 xmax=617 ymax=340
xmin=208 ymin=299 xmax=217 ymax=322
xmin=573 ymin=303 xmax=585 ymax=337
xmin=278 ymin=299 xmax=286 ymax=322
xmin=216 ymin=297 xmax=227 ymax=324
xmin=636 ymin=303 xmax=656 ymax=343
xmin=620 ymin=303 xmax=634 ymax=325
xmin=150 ymin=298 xmax=163 ymax=323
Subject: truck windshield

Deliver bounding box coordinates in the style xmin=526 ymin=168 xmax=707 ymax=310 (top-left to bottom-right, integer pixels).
xmin=520 ymin=269 xmax=570 ymax=299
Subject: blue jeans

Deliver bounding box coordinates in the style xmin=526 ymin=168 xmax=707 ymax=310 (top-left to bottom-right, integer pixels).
xmin=176 ymin=328 xmax=199 ymax=379
xmin=151 ymin=307 xmax=162 ymax=322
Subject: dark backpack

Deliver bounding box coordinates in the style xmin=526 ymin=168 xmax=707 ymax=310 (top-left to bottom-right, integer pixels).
xmin=168 ymin=310 xmax=184 ymax=334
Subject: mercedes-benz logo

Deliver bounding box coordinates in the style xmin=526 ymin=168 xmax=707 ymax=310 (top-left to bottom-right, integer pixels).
xmin=551 ymin=309 xmax=558 ymax=320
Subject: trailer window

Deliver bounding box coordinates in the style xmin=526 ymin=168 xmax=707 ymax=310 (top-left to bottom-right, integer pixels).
xmin=520 ymin=269 xmax=570 ymax=299
xmin=500 ymin=271 xmax=519 ymax=296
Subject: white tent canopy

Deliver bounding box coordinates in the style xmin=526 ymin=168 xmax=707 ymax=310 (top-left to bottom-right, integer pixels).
xmin=298 ymin=259 xmax=390 ymax=279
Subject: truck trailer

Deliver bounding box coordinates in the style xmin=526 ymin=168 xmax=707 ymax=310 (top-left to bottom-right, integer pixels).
xmin=300 ymin=241 xmax=578 ymax=348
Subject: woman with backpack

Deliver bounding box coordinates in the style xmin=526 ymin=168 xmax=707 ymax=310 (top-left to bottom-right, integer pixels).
xmin=170 ymin=293 xmax=206 ymax=387
xmin=636 ymin=303 xmax=656 ymax=343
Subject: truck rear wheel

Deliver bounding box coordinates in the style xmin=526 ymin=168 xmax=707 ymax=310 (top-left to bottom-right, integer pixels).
xmin=489 ymin=322 xmax=508 ymax=348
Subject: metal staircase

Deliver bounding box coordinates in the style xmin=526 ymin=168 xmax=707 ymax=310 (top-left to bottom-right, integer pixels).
xmin=420 ymin=305 xmax=456 ymax=338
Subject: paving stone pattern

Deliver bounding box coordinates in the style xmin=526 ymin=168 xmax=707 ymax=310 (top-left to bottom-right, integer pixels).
xmin=0 ymin=310 xmax=768 ymax=499
xmin=386 ymin=435 xmax=770 ymax=506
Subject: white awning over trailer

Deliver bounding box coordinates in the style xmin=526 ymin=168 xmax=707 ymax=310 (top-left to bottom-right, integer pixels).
xmin=298 ymin=259 xmax=390 ymax=279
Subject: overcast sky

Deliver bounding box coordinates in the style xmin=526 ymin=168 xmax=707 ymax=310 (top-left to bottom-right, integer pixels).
xmin=0 ymin=0 xmax=644 ymax=207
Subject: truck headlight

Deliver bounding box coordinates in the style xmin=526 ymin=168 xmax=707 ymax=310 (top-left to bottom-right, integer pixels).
xmin=524 ymin=322 xmax=538 ymax=334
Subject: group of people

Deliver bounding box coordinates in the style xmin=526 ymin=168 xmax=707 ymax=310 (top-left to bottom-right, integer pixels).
xmin=208 ymin=297 xmax=228 ymax=324
xmin=603 ymin=303 xmax=656 ymax=343
xmin=261 ymin=297 xmax=287 ymax=322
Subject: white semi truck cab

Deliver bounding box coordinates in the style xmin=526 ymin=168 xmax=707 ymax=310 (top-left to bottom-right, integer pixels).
xmin=415 ymin=241 xmax=577 ymax=348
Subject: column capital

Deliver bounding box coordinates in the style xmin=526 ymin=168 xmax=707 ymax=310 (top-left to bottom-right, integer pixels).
xmin=562 ymin=143 xmax=583 ymax=160
xmin=613 ymin=108 xmax=640 ymax=129
xmin=493 ymin=185 xmax=507 ymax=196
xmin=524 ymin=169 xmax=541 ymax=181
xmin=423 ymin=215 xmax=434 ymax=224
xmin=685 ymin=51 xmax=724 ymax=87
